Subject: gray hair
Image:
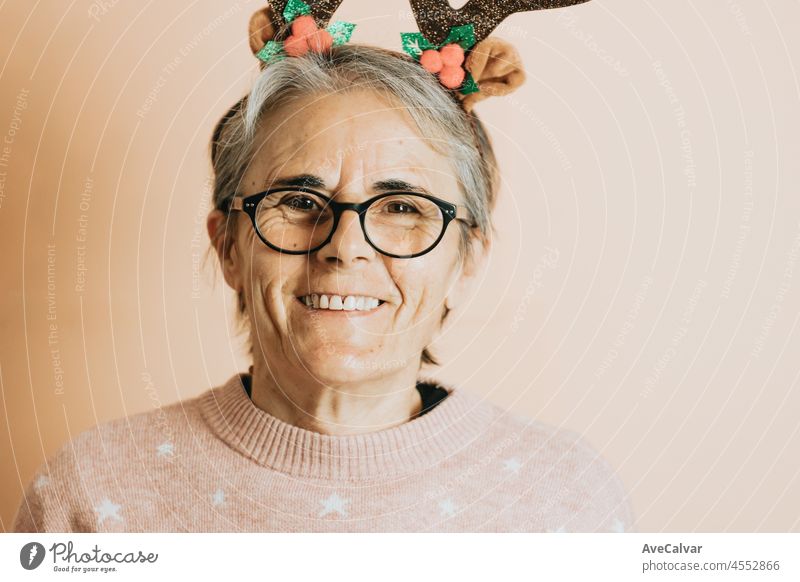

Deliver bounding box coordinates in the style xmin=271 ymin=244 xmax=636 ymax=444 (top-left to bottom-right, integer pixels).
xmin=208 ymin=44 xmax=499 ymax=366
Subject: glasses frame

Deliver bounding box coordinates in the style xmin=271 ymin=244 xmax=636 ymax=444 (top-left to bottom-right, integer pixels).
xmin=222 ymin=186 xmax=476 ymax=259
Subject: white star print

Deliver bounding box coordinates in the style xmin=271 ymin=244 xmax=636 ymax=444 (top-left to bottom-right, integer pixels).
xmin=156 ymin=442 xmax=174 ymax=457
xmin=34 ymin=475 xmax=49 ymax=489
xmin=211 ymin=489 xmax=225 ymax=506
xmin=319 ymin=493 xmax=350 ymax=517
xmin=502 ymin=457 xmax=522 ymax=474
xmin=94 ymin=498 xmax=122 ymax=525
xmin=439 ymin=498 xmax=456 ymax=517
xmin=610 ymin=517 xmax=626 ymax=532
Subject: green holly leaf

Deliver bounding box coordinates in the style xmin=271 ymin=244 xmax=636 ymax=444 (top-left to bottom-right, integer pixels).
xmin=283 ymin=0 xmax=311 ymax=23
xmin=459 ymin=71 xmax=480 ymax=94
xmin=327 ymin=21 xmax=356 ymax=46
xmin=256 ymin=40 xmax=285 ymax=65
xmin=400 ymin=32 xmax=435 ymax=58
xmin=443 ymin=24 xmax=476 ymax=50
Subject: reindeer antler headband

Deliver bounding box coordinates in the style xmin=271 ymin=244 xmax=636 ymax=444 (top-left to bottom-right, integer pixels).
xmin=248 ymin=0 xmax=591 ymax=112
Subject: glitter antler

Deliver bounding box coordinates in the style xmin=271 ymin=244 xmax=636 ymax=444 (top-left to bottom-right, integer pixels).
xmin=401 ymin=0 xmax=593 ymax=106
xmin=408 ymin=0 xmax=592 ymax=45
xmin=247 ymin=0 xmax=593 ymax=109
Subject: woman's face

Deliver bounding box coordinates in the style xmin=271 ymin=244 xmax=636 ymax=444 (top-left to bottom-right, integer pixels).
xmin=214 ymin=90 xmax=478 ymax=384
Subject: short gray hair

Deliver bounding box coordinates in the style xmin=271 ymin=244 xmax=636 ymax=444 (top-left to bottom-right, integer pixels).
xmin=209 ymin=44 xmax=499 ymax=366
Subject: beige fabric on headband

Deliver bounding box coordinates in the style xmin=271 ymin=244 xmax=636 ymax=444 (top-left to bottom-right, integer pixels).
xmin=460 ymin=37 xmax=526 ymax=112
xmin=249 ymin=6 xmax=278 ymax=65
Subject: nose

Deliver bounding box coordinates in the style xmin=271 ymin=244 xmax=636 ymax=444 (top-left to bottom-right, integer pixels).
xmin=315 ymin=208 xmax=376 ymax=265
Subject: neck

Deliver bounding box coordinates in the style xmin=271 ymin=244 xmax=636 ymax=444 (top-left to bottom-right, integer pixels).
xmin=248 ymin=359 xmax=424 ymax=435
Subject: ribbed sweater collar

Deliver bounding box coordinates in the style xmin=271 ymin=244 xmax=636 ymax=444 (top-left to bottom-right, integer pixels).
xmin=199 ymin=372 xmax=494 ymax=480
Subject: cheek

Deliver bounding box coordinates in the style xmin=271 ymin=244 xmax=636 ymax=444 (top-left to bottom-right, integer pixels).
xmin=238 ymin=246 xmax=296 ymax=326
xmin=390 ymin=255 xmax=454 ymax=322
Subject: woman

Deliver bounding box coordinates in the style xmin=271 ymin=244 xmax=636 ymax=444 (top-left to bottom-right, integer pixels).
xmin=13 ymin=1 xmax=633 ymax=532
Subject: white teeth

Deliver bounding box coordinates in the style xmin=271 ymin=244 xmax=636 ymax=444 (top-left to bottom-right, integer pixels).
xmin=300 ymin=294 xmax=382 ymax=312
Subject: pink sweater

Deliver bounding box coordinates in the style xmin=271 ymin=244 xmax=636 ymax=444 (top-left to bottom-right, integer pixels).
xmin=13 ymin=373 xmax=635 ymax=532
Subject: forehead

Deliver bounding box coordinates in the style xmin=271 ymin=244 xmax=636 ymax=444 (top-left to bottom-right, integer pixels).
xmin=243 ymin=90 xmax=457 ymax=192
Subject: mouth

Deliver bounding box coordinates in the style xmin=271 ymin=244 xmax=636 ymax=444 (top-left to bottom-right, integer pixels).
xmin=296 ymin=293 xmax=387 ymax=312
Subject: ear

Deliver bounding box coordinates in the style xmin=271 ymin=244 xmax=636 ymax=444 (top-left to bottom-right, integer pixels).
xmin=460 ymin=37 xmax=526 ymax=112
xmin=248 ymin=4 xmax=279 ymax=56
xmin=207 ymin=209 xmax=244 ymax=293
xmin=445 ymin=234 xmax=490 ymax=312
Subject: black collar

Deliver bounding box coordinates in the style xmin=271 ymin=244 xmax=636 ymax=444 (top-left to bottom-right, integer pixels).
xmin=242 ymin=375 xmax=449 ymax=417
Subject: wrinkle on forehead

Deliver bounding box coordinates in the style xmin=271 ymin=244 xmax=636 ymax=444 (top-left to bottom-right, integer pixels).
xmin=243 ymin=90 xmax=458 ymax=198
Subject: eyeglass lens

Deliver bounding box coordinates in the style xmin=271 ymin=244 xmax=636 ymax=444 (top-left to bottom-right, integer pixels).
xmin=254 ymin=190 xmax=445 ymax=256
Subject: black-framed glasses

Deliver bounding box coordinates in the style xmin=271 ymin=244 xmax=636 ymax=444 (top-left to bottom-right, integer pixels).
xmin=221 ymin=186 xmax=476 ymax=259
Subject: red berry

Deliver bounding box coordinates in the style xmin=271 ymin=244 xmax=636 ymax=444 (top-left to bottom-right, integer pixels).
xmin=284 ymin=34 xmax=309 ymax=57
xmin=440 ymin=43 xmax=465 ymax=67
xmin=439 ymin=65 xmax=465 ymax=89
xmin=308 ymin=29 xmax=334 ymax=53
xmin=291 ymin=15 xmax=318 ymax=37
xmin=420 ymin=49 xmax=443 ymax=73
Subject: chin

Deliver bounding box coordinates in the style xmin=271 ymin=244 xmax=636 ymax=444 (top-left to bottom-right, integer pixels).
xmin=299 ymin=349 xmax=408 ymax=384
xmin=301 ymin=358 xmax=372 ymax=385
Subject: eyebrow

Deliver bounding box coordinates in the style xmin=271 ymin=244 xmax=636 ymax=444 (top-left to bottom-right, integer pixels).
xmin=270 ymin=174 xmax=326 ymax=189
xmin=269 ymin=175 xmax=433 ymax=196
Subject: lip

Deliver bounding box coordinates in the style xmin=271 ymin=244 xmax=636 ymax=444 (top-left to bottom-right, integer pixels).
xmin=294 ymin=295 xmax=388 ymax=316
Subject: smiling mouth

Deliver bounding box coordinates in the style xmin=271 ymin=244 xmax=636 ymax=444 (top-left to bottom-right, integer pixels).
xmin=296 ymin=294 xmax=386 ymax=312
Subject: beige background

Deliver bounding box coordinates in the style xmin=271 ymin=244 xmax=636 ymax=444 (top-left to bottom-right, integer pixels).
xmin=1 ymin=0 xmax=799 ymax=532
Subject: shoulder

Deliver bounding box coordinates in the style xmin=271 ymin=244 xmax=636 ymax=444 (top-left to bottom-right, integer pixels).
xmin=478 ymin=402 xmax=635 ymax=532
xmin=67 ymin=391 xmax=205 ymax=462
xmin=13 ymin=389 xmax=208 ymax=532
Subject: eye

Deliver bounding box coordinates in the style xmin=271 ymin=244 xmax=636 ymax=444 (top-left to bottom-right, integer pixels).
xmin=385 ymin=200 xmax=420 ymax=214
xmin=281 ymin=195 xmax=321 ymax=211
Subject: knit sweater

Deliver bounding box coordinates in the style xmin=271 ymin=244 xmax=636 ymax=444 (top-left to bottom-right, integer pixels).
xmin=13 ymin=372 xmax=635 ymax=532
